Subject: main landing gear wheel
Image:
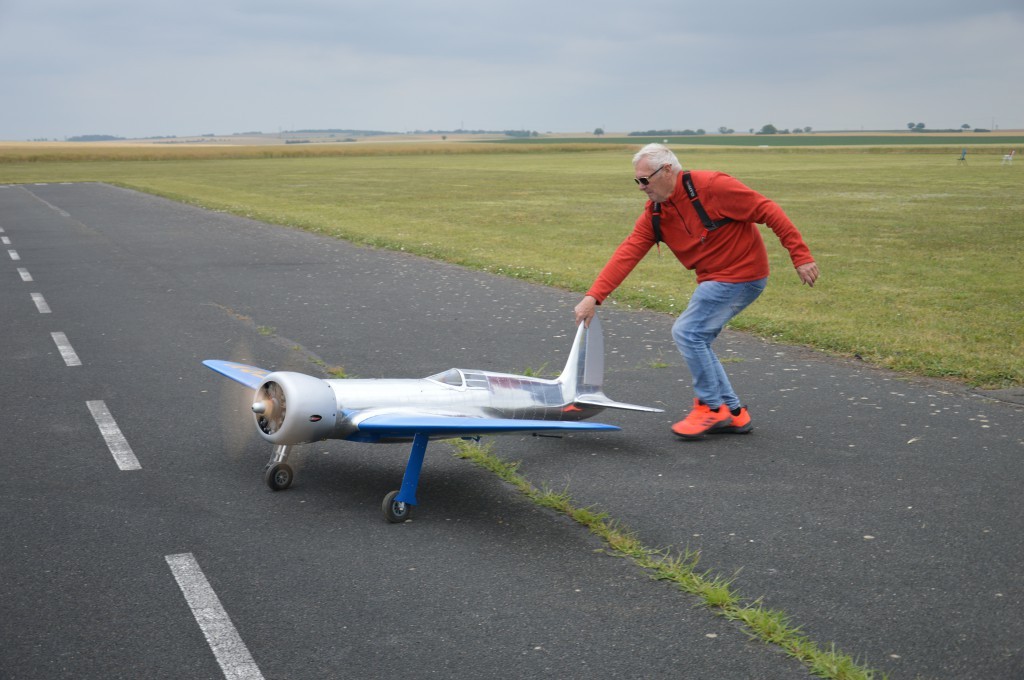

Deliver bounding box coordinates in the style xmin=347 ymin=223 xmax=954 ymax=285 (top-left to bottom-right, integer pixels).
xmin=264 ymin=462 xmax=294 ymax=491
xmin=382 ymin=490 xmax=412 ymax=523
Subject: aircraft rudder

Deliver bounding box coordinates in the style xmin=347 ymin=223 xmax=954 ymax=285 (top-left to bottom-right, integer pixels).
xmin=557 ymin=314 xmax=605 ymax=400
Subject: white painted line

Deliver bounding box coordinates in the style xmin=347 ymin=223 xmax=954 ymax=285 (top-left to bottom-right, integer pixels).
xmin=29 ymin=192 xmax=70 ymax=217
xmin=31 ymin=292 xmax=51 ymax=314
xmin=18 ymin=268 xmax=32 ymax=282
xmin=8 ymin=249 xmax=20 ymax=261
xmin=1 ymin=236 xmax=10 ymax=245
xmin=0 ymin=226 xmax=5 ymax=232
xmin=86 ymin=400 xmax=141 ymax=471
xmin=50 ymin=331 xmax=82 ymax=367
xmin=165 ymin=553 xmax=265 ymax=680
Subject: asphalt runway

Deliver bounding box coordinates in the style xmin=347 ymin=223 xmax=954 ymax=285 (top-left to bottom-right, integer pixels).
xmin=1 ymin=183 xmax=1020 ymax=679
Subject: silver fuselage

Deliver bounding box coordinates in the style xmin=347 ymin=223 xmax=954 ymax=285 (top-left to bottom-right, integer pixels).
xmin=325 ymin=366 xmax=598 ymax=440
xmin=329 ymin=369 xmax=599 ymax=439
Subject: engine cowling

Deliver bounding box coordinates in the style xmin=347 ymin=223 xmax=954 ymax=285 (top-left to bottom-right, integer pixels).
xmin=251 ymin=372 xmax=337 ymax=445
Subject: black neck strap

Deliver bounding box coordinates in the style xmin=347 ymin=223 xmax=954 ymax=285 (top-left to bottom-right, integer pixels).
xmin=682 ymin=171 xmax=734 ymax=231
xmin=652 ymin=171 xmax=733 ymax=245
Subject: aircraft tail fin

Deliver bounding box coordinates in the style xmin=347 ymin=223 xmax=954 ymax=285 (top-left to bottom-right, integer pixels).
xmin=557 ymin=314 xmax=663 ymax=414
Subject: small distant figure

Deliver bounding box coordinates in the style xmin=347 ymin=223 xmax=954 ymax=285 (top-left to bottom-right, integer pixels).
xmin=957 ymin=148 xmax=967 ymax=165
xmin=1002 ymin=150 xmax=1015 ymax=165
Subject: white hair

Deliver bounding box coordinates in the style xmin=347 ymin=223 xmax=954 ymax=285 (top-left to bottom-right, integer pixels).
xmin=633 ymin=143 xmax=681 ymax=172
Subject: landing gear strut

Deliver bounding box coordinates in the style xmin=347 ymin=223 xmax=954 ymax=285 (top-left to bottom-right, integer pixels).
xmin=380 ymin=432 xmax=429 ymax=523
xmin=258 ymin=435 xmax=432 ymax=523
xmin=264 ymin=444 xmax=293 ymax=491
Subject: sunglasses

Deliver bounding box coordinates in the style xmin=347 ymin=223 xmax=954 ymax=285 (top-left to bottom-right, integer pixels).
xmin=634 ymin=164 xmax=666 ymax=186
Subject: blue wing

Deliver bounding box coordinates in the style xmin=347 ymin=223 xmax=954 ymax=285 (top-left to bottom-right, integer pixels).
xmin=349 ymin=413 xmax=619 ymax=442
xmin=203 ymin=360 xmax=270 ymax=390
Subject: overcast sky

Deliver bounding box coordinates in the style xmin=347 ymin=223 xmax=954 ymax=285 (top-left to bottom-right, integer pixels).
xmin=1 ymin=0 xmax=1021 ymax=140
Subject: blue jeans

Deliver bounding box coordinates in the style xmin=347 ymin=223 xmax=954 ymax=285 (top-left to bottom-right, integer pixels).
xmin=671 ymin=278 xmax=767 ymax=410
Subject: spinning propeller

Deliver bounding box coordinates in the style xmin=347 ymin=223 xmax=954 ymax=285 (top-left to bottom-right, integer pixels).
xmin=253 ymin=381 xmax=287 ymax=435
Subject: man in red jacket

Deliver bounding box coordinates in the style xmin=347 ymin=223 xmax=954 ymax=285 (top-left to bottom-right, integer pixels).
xmin=574 ymin=143 xmax=819 ymax=439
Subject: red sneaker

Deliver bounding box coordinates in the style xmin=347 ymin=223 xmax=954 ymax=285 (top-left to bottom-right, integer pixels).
xmin=709 ymin=406 xmax=753 ymax=434
xmin=671 ymin=399 xmax=732 ymax=439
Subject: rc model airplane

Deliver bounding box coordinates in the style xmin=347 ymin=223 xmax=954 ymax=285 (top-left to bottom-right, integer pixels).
xmin=204 ymin=314 xmax=662 ymax=522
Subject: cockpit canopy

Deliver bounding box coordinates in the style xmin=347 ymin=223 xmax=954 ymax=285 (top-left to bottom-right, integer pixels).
xmin=425 ymin=368 xmax=489 ymax=389
xmin=426 ymin=368 xmax=464 ymax=386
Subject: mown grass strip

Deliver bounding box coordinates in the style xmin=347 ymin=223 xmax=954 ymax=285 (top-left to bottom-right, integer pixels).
xmin=451 ymin=439 xmax=885 ymax=680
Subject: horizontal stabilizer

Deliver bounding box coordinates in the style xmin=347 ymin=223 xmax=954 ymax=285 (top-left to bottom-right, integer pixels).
xmin=203 ymin=360 xmax=271 ymax=390
xmin=355 ymin=413 xmax=620 ymax=439
xmin=575 ymin=394 xmax=665 ymax=413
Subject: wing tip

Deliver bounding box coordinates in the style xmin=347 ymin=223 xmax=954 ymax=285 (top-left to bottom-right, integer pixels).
xmin=203 ymin=359 xmax=271 ymax=389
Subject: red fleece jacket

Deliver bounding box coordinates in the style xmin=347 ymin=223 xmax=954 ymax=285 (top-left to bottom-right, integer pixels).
xmin=586 ymin=170 xmax=815 ymax=303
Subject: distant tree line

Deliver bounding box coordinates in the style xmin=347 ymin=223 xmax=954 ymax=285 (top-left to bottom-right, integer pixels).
xmin=288 ymin=128 xmax=392 ymax=136
xmin=629 ymin=129 xmax=707 ymax=136
xmin=906 ymin=122 xmax=990 ymax=133
xmin=754 ymin=124 xmax=813 ymax=135
xmin=67 ymin=135 xmax=124 ymax=142
xmin=407 ymin=129 xmax=539 ymax=137
xmin=624 ymin=126 xmax=819 ymax=137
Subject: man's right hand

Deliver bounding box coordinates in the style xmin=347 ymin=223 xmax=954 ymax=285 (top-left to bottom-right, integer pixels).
xmin=574 ymin=295 xmax=597 ymax=327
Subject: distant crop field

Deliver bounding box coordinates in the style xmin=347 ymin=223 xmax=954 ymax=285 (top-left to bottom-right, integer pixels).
xmin=1 ymin=142 xmax=1021 ymax=386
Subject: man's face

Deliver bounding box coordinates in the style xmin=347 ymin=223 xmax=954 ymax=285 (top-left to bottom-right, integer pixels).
xmin=634 ymin=160 xmax=674 ymax=203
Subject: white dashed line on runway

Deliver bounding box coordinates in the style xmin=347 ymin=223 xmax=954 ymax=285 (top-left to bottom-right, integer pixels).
xmin=31 ymin=292 xmax=51 ymax=313
xmin=18 ymin=268 xmax=32 ymax=281
xmin=166 ymin=553 xmax=266 ymax=680
xmin=86 ymin=400 xmax=141 ymax=471
xmin=51 ymin=331 xmax=82 ymax=366
xmin=1 ymin=236 xmax=10 ymax=245
xmin=8 ymin=249 xmax=20 ymax=261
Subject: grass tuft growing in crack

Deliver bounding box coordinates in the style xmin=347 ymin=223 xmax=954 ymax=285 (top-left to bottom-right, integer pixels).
xmin=451 ymin=438 xmax=885 ymax=680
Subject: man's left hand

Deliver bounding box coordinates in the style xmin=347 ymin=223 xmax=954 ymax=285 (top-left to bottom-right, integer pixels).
xmin=796 ymin=262 xmax=820 ymax=287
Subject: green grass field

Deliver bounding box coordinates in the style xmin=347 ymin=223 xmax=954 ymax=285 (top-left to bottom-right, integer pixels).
xmin=2 ymin=141 xmax=1021 ymax=387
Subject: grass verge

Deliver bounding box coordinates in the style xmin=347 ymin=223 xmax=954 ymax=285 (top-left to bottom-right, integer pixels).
xmin=451 ymin=438 xmax=885 ymax=680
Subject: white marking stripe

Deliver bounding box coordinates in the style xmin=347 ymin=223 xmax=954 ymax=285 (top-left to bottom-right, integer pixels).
xmin=18 ymin=268 xmax=32 ymax=282
xmin=8 ymin=249 xmax=20 ymax=261
xmin=86 ymin=400 xmax=141 ymax=470
xmin=51 ymin=331 xmax=82 ymax=366
xmin=1 ymin=236 xmax=10 ymax=245
xmin=166 ymin=553 xmax=265 ymax=680
xmin=31 ymin=292 xmax=51 ymax=313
